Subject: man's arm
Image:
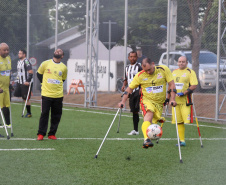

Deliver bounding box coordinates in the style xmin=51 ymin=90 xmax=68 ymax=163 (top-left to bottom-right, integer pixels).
xmin=168 ymin=80 xmax=177 ymax=106
xmin=118 ymin=86 xmax=133 ymax=108
xmin=182 ymin=85 xmax=197 ymax=95
xmin=37 ymin=72 xmax=43 ymax=83
xmin=121 ymin=79 xmax=128 ymax=92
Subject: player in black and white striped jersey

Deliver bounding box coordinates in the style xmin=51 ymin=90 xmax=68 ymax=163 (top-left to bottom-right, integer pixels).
xmin=14 ymin=49 xmax=33 ymax=118
xmin=121 ymin=51 xmax=143 ymax=135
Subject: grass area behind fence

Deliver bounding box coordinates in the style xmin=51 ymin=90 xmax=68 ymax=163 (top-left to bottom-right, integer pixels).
xmin=0 ymin=102 xmax=226 ymax=185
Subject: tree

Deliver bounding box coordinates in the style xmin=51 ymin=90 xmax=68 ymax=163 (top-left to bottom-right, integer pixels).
xmin=186 ymin=0 xmax=218 ymax=89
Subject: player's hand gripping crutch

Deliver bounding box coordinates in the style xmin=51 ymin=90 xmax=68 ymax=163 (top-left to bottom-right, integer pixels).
xmin=192 ymin=94 xmax=203 ymax=148
xmin=172 ymin=102 xmax=183 ymax=163
xmin=0 ymin=108 xmax=10 ymax=139
xmin=94 ymin=107 xmax=122 ymax=159
xmin=22 ymin=82 xmax=32 ymax=117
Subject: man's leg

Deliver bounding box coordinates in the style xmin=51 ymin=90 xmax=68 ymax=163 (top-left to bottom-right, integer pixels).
xmin=2 ymin=107 xmax=10 ymax=125
xmin=37 ymin=96 xmax=51 ymax=136
xmin=133 ymin=112 xmax=139 ymax=132
xmin=48 ymin=97 xmax=63 ymax=137
xmin=2 ymin=90 xmax=11 ymax=126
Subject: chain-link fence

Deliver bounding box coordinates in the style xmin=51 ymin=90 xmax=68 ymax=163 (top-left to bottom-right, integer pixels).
xmin=1 ymin=0 xmax=226 ymax=121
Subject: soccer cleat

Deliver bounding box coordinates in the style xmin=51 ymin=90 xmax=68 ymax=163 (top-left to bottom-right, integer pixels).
xmin=127 ymin=130 xmax=139 ymax=135
xmin=25 ymin=113 xmax=32 ymax=118
xmin=37 ymin=134 xmax=44 ymax=141
xmin=48 ymin=135 xmax=57 ymax=140
xmin=142 ymin=138 xmax=154 ymax=148
xmin=176 ymin=141 xmax=186 ymax=147
xmin=6 ymin=124 xmax=11 ymax=128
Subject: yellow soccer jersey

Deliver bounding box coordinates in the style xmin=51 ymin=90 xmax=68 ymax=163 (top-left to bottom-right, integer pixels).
xmin=172 ymin=67 xmax=198 ymax=104
xmin=37 ymin=59 xmax=67 ymax=98
xmin=0 ymin=56 xmax=11 ymax=91
xmin=129 ymin=65 xmax=173 ymax=104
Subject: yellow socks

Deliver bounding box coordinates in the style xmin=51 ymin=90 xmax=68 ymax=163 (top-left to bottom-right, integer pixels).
xmin=178 ymin=123 xmax=185 ymax=142
xmin=142 ymin=121 xmax=151 ymax=139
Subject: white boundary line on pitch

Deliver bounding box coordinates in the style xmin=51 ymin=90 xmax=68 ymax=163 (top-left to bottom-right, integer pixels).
xmin=11 ymin=103 xmax=226 ymax=130
xmin=0 ymin=148 xmax=55 ymax=151
xmin=0 ymin=137 xmax=226 ymax=141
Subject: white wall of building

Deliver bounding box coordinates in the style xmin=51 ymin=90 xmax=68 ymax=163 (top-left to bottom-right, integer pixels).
xmin=67 ymin=59 xmax=117 ymax=92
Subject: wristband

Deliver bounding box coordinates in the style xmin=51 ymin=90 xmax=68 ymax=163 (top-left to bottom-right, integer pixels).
xmin=163 ymin=98 xmax=169 ymax=106
xmin=187 ymin=88 xmax=193 ymax=94
xmin=27 ymin=73 xmax=33 ymax=82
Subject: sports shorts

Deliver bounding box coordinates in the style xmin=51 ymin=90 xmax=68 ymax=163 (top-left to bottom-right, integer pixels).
xmin=172 ymin=103 xmax=192 ymax=124
xmin=14 ymin=83 xmax=32 ymax=100
xmin=0 ymin=89 xmax=10 ymax=108
xmin=140 ymin=99 xmax=163 ymax=124
xmin=129 ymin=90 xmax=140 ymax=112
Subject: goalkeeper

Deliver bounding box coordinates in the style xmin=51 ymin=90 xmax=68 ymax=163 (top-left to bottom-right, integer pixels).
xmin=167 ymin=56 xmax=198 ymax=147
xmin=0 ymin=43 xmax=12 ymax=133
xmin=118 ymin=58 xmax=177 ymax=149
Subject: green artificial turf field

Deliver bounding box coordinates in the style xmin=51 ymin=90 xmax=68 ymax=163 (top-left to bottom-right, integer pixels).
xmin=0 ymin=102 xmax=226 ymax=185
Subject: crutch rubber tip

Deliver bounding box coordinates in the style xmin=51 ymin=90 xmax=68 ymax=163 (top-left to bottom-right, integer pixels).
xmin=156 ymin=141 xmax=159 ymax=144
xmin=11 ymin=133 xmax=14 ymax=137
xmin=117 ymin=131 xmax=119 ymax=133
xmin=22 ymin=115 xmax=24 ymax=117
xmin=94 ymin=155 xmax=98 ymax=159
xmin=180 ymin=160 xmax=183 ymax=163
xmin=7 ymin=136 xmax=10 ymax=140
xmin=201 ymin=145 xmax=204 ymax=148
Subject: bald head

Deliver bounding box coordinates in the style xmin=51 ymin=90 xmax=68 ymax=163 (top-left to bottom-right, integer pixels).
xmin=178 ymin=56 xmax=188 ymax=70
xmin=0 ymin=43 xmax=9 ymax=58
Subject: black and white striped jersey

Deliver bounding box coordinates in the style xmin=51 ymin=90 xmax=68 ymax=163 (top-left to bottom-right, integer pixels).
xmin=17 ymin=58 xmax=32 ymax=84
xmin=125 ymin=62 xmax=143 ymax=92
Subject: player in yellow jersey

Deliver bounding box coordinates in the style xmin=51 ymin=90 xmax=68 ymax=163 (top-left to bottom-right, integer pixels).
xmin=0 ymin=43 xmax=12 ymax=135
xmin=118 ymin=58 xmax=177 ymax=148
xmin=36 ymin=49 xmax=67 ymax=141
xmin=167 ymin=56 xmax=198 ymax=146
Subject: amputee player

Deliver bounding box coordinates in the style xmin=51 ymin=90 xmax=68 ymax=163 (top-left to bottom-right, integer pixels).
xmin=0 ymin=43 xmax=12 ymax=133
xmin=14 ymin=49 xmax=33 ymax=117
xmin=118 ymin=58 xmax=177 ymax=148
xmin=121 ymin=51 xmax=142 ymax=135
xmin=36 ymin=48 xmax=67 ymax=141
xmin=167 ymin=56 xmax=198 ymax=146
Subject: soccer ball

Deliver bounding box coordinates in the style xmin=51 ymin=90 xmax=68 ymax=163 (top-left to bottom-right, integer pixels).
xmin=146 ymin=124 xmax=163 ymax=140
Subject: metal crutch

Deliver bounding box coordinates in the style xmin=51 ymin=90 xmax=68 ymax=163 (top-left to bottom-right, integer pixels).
xmin=192 ymin=94 xmax=203 ymax=148
xmin=0 ymin=108 xmax=10 ymax=139
xmin=9 ymin=104 xmax=14 ymax=136
xmin=172 ymin=103 xmax=183 ymax=163
xmin=22 ymin=82 xmax=32 ymax=117
xmin=94 ymin=107 xmax=121 ymax=159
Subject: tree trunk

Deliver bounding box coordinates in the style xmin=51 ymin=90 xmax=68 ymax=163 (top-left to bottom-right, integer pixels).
xmin=191 ymin=37 xmax=202 ymax=91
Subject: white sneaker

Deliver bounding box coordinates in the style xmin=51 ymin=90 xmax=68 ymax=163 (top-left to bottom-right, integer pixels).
xmin=127 ymin=130 xmax=139 ymax=135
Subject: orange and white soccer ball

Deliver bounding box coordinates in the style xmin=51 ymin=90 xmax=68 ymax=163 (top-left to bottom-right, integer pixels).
xmin=146 ymin=124 xmax=163 ymax=140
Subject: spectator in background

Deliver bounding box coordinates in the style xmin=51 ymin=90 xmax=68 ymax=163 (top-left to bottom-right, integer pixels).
xmin=14 ymin=49 xmax=33 ymax=117
xmin=136 ymin=47 xmax=147 ymax=65
xmin=121 ymin=51 xmax=142 ymax=135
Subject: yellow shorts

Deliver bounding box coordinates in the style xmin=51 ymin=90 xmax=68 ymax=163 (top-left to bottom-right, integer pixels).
xmin=172 ymin=104 xmax=192 ymax=124
xmin=0 ymin=90 xmax=10 ymax=108
xmin=140 ymin=100 xmax=163 ymax=124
